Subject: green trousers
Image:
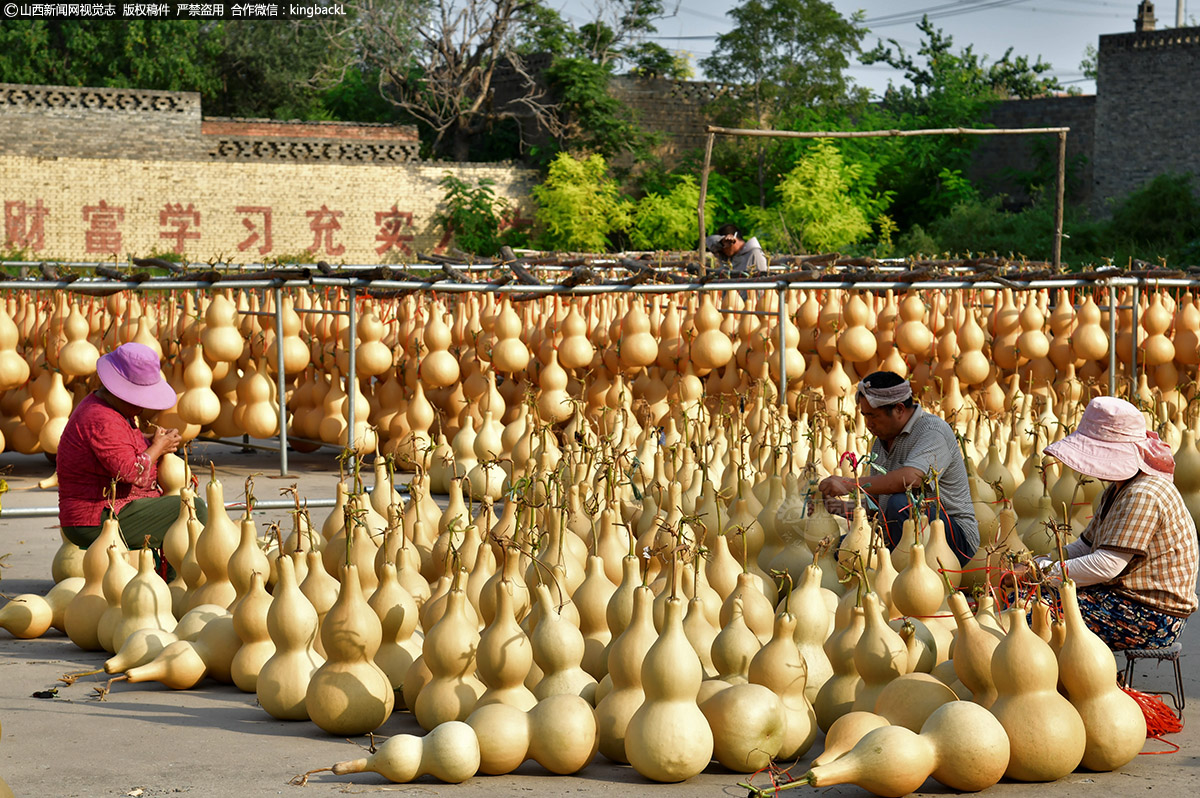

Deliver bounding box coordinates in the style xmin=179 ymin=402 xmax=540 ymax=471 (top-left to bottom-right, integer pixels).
xmin=62 ymin=495 xmax=210 ymax=550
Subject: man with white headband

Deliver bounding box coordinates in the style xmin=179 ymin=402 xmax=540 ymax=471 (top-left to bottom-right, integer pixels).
xmin=818 ymin=370 xmax=979 ymax=566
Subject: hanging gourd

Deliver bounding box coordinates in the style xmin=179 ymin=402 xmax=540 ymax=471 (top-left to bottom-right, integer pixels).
xmin=837 ymin=292 xmax=878 ymax=364
xmin=177 ymin=345 xmax=221 ymax=427
xmin=690 ymin=292 xmax=733 ymax=372
xmin=1071 ymin=294 xmax=1109 ymax=362
xmin=618 ymin=298 xmax=658 ymax=372
xmin=352 ymin=302 xmax=394 ymax=378
xmin=419 ymin=301 xmax=460 ymax=388
xmin=57 ymin=304 xmax=100 ymax=377
xmin=0 ymin=303 xmax=29 ymax=390
xmin=894 ymin=293 xmax=933 ymax=358
xmin=490 ymin=299 xmax=530 ymax=374
xmin=199 ymin=293 xmax=245 ymax=364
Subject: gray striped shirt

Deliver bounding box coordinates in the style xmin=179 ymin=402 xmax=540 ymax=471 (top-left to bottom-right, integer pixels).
xmin=869 ymin=405 xmax=980 ymax=553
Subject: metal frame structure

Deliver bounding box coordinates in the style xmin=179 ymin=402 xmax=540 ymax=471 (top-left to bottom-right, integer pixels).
xmin=696 ymin=125 xmax=1070 ymax=271
xmin=0 ymin=271 xmax=1178 ymax=480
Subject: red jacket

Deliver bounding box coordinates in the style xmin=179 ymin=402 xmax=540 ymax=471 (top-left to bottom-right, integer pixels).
xmin=57 ymin=393 xmax=161 ymax=527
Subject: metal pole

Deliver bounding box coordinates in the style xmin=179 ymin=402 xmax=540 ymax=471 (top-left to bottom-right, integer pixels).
xmin=1053 ymin=131 xmax=1067 ymax=271
xmin=274 ymin=285 xmax=288 ymax=477
xmin=347 ymin=286 xmax=357 ymax=458
xmin=1108 ymin=286 xmax=1117 ymax=397
xmin=777 ymin=286 xmax=788 ymax=409
xmin=1130 ymin=283 xmax=1140 ymax=401
xmin=698 ymin=132 xmax=715 ymax=275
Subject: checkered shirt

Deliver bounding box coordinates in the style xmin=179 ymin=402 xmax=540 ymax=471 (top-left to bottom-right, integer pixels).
xmin=868 ymin=405 xmax=980 ymax=554
xmin=1082 ymin=474 xmax=1199 ymax=617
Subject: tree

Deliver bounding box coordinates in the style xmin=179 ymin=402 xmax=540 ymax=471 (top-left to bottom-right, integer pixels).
xmin=0 ymin=20 xmax=224 ymax=96
xmin=701 ymin=0 xmax=867 ymax=124
xmin=700 ymin=0 xmax=867 ymax=207
xmin=861 ymin=16 xmax=1062 ymax=121
xmin=532 ymin=152 xmax=630 ymax=251
xmin=857 ymin=16 xmax=1063 ymax=228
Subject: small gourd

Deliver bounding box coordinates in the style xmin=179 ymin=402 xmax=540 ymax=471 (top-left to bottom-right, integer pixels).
xmin=329 ymin=721 xmax=480 ymax=784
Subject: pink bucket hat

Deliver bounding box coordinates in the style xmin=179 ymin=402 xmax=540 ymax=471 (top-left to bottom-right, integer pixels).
xmin=95 ymin=342 xmax=176 ymax=411
xmin=1044 ymin=396 xmax=1174 ymax=481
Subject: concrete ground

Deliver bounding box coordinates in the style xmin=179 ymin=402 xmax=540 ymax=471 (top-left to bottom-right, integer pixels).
xmin=0 ymin=443 xmax=1196 ymax=797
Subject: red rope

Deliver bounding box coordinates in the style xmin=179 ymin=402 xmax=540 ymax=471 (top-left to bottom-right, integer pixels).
xmin=1123 ymin=686 xmax=1184 ymax=749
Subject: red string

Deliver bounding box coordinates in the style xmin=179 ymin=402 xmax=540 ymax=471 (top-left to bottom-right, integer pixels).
xmin=1123 ymin=686 xmax=1184 ymax=750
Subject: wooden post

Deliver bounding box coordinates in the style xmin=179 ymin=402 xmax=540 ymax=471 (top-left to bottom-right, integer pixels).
xmin=1053 ymin=130 xmax=1067 ymax=271
xmin=698 ymin=131 xmax=715 ymax=277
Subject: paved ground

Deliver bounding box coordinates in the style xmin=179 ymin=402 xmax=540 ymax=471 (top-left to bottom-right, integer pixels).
xmin=0 ymin=443 xmax=1196 ymax=797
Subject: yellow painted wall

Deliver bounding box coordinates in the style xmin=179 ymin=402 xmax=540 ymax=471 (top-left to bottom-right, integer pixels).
xmin=0 ymin=155 xmax=533 ymax=263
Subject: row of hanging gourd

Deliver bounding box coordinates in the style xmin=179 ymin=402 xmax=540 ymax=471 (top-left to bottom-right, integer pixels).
xmin=1 ymin=390 xmax=1159 ymax=791
xmin=0 ymin=283 xmax=1194 ymax=459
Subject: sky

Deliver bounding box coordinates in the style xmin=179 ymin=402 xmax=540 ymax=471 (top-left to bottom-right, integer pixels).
xmin=557 ymin=0 xmax=1197 ymax=98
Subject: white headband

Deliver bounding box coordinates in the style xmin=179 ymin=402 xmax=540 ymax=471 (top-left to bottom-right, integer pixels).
xmin=856 ymin=379 xmax=913 ymax=408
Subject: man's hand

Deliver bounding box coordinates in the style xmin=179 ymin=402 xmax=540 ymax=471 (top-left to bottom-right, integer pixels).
xmin=819 ymin=475 xmax=857 ymax=498
xmin=148 ymin=426 xmax=182 ymax=458
xmin=823 ymin=496 xmax=855 ymax=519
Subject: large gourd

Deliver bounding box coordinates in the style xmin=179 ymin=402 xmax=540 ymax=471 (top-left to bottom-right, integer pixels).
xmin=306 ymin=564 xmax=395 ymax=735
xmin=748 ymin=611 xmax=818 ymax=760
xmin=414 ymin=572 xmax=485 ymax=730
xmin=989 ymin=605 xmax=1086 ymax=781
xmin=1057 ymin=579 xmax=1146 ymax=771
xmin=64 ymin=519 xmax=128 ymax=651
xmin=624 ymin=595 xmax=714 ymax=782
xmin=257 ymin=556 xmax=324 ymax=720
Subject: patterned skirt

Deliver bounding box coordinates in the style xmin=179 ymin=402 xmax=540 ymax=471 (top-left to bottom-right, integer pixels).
xmin=1076 ymin=585 xmax=1187 ymax=650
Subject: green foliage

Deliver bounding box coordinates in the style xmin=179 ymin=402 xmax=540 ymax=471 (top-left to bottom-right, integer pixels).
xmin=743 ymin=140 xmax=881 ymax=252
xmin=628 ymin=175 xmax=712 ymax=250
xmin=544 ymin=57 xmax=652 ymax=160
xmin=532 ymin=153 xmax=630 ymax=252
xmin=0 ymin=20 xmax=224 ymax=95
xmin=701 ymin=0 xmax=868 ymax=126
xmin=892 ymin=173 xmax=1200 ymax=268
xmin=434 ymin=174 xmax=513 ymax=257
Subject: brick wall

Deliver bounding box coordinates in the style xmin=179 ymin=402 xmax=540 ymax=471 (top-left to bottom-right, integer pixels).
xmin=1092 ymin=26 xmax=1200 ymax=212
xmin=0 ymin=155 xmax=534 ymax=263
xmin=0 ymin=83 xmax=203 ymax=161
xmin=0 ymin=82 xmax=534 ymax=261
xmin=966 ymin=95 xmax=1096 ymax=207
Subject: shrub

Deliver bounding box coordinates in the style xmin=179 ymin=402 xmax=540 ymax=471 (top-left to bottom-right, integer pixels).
xmin=434 ymin=174 xmax=511 ymax=257
xmin=628 ymin=175 xmax=713 ymax=251
xmin=532 ymin=153 xmax=630 ymax=252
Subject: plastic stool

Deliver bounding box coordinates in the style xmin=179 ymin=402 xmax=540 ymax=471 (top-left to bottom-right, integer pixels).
xmin=1119 ymin=642 xmax=1184 ymax=711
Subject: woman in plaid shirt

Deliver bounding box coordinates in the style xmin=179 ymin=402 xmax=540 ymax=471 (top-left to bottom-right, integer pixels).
xmin=1035 ymin=396 xmax=1198 ymax=650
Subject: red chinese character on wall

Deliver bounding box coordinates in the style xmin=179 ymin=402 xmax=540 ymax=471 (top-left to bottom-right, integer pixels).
xmin=306 ymin=204 xmax=345 ymax=256
xmin=4 ymin=199 xmax=49 ymax=252
xmin=159 ymin=203 xmax=201 ymax=254
xmin=374 ymin=206 xmax=415 ymax=255
xmin=82 ymin=201 xmax=125 ymax=254
xmin=236 ymin=206 xmax=273 ymax=254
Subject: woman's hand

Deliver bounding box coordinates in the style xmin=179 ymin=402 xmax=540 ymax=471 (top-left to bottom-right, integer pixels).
xmin=147 ymin=426 xmax=182 ymax=459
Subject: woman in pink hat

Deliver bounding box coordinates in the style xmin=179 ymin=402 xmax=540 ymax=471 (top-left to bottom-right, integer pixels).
xmin=1036 ymin=396 xmax=1198 ymax=650
xmin=57 ymin=342 xmax=208 ymax=550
